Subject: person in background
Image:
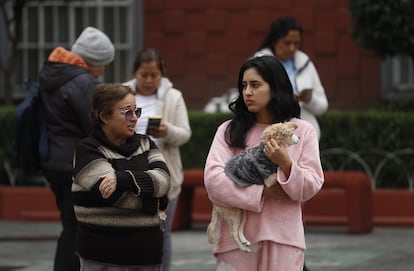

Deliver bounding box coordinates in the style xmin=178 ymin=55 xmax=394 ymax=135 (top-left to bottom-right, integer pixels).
xmin=124 ymin=48 xmax=192 ymax=271
xmin=72 ymin=83 xmax=170 ymax=270
xmin=39 ymin=26 xmax=114 ymax=271
xmin=204 ymin=56 xmax=324 ymax=270
xmin=256 ymin=17 xmax=328 ymax=271
xmin=255 ymin=16 xmax=328 ymax=140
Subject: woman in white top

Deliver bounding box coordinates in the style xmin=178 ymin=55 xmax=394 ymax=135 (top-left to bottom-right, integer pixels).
xmin=124 ymin=48 xmax=192 ymax=271
xmin=255 ymin=16 xmax=328 ymax=140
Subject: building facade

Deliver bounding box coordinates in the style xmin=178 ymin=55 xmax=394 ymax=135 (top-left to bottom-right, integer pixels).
xmin=1 ymin=0 xmax=413 ymax=109
xmin=0 ymin=0 xmax=143 ymax=99
xmin=143 ymin=0 xmax=414 ymax=110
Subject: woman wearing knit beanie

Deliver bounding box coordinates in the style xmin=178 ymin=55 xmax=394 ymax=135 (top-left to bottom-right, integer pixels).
xmin=38 ymin=26 xmax=114 ymax=271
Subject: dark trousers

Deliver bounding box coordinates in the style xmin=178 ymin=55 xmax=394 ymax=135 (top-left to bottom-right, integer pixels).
xmin=43 ymin=169 xmax=79 ymax=271
xmin=162 ymin=197 xmax=178 ymax=271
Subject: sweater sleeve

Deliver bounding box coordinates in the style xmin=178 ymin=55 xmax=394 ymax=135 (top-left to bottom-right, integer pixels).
xmin=162 ymin=89 xmax=192 ymax=147
xmin=276 ymin=119 xmax=324 ymax=202
xmin=121 ymin=145 xmax=171 ymax=198
xmin=72 ymin=137 xmax=170 ymax=211
xmin=204 ymin=122 xmax=264 ymax=213
xmin=299 ymin=61 xmax=328 ymax=116
xmin=72 ymin=140 xmax=121 ymax=206
xmin=122 ymin=140 xmax=170 ymax=214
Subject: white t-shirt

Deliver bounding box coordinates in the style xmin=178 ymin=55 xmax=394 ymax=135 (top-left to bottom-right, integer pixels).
xmin=134 ymin=94 xmax=160 ymax=146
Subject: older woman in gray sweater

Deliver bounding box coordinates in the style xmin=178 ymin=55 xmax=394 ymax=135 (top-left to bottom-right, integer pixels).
xmin=72 ymin=83 xmax=170 ymax=270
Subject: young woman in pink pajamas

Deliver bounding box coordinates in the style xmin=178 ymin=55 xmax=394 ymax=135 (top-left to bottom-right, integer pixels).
xmin=204 ymin=55 xmax=324 ymax=271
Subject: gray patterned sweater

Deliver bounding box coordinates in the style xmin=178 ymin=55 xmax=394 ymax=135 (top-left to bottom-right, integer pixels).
xmin=72 ymin=127 xmax=170 ymax=266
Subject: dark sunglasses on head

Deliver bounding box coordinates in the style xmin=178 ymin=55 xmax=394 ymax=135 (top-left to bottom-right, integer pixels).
xmin=121 ymin=107 xmax=142 ymax=120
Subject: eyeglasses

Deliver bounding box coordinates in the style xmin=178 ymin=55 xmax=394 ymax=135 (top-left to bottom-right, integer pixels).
xmin=120 ymin=107 xmax=142 ymax=120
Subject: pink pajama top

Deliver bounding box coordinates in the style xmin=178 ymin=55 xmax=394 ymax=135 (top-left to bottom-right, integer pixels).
xmin=204 ymin=118 xmax=324 ymax=254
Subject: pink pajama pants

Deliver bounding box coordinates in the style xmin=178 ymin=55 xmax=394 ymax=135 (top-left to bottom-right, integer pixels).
xmin=215 ymin=241 xmax=304 ymax=271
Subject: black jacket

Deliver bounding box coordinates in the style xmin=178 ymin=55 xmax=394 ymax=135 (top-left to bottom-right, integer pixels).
xmin=39 ymin=61 xmax=98 ymax=172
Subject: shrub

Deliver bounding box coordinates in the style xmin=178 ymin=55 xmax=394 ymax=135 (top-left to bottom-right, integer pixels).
xmin=1 ymin=108 xmax=414 ymax=188
xmin=349 ymin=0 xmax=414 ymax=59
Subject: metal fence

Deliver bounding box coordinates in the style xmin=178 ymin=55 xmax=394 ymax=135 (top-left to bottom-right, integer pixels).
xmin=321 ymin=148 xmax=414 ymax=190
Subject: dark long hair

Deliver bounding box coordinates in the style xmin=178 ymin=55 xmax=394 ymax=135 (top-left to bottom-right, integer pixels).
xmin=257 ymin=16 xmax=303 ymax=54
xmin=225 ymin=56 xmax=300 ymax=148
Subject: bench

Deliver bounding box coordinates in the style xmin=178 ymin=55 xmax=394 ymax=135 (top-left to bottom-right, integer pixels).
xmin=0 ymin=187 xmax=59 ymax=221
xmin=303 ymin=171 xmax=373 ymax=233
xmin=172 ymin=169 xmax=205 ymax=230
xmin=172 ymin=169 xmax=373 ymax=234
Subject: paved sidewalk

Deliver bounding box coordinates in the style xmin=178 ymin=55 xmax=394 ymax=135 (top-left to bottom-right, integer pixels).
xmin=0 ymin=221 xmax=414 ymax=270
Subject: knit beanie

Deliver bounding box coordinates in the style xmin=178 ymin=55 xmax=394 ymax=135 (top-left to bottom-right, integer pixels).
xmin=71 ymin=26 xmax=115 ymax=66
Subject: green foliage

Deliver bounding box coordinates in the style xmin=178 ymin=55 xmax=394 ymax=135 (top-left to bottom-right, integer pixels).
xmin=1 ymin=108 xmax=414 ymax=188
xmin=181 ymin=110 xmax=414 ymax=188
xmin=318 ymin=111 xmax=414 ymax=188
xmin=181 ymin=111 xmax=231 ymax=169
xmin=0 ymin=106 xmax=46 ymax=186
xmin=0 ymin=107 xmax=17 ymax=185
xmin=0 ymin=107 xmax=16 ymax=161
xmin=387 ymin=97 xmax=414 ymax=111
xmin=318 ymin=111 xmax=414 ymax=151
xmin=349 ymin=0 xmax=414 ymax=58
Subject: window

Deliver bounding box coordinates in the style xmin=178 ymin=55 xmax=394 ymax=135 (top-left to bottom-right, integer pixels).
xmin=5 ymin=0 xmax=142 ymax=98
xmin=381 ymin=55 xmax=414 ymax=99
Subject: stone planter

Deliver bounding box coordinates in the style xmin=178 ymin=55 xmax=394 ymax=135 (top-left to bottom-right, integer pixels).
xmin=373 ymin=189 xmax=414 ymax=226
xmin=0 ymin=186 xmax=59 ymax=221
xmin=2 ymin=185 xmax=413 ymax=229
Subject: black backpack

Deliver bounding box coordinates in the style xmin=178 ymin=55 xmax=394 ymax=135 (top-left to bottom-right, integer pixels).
xmin=13 ymin=79 xmax=48 ymax=173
